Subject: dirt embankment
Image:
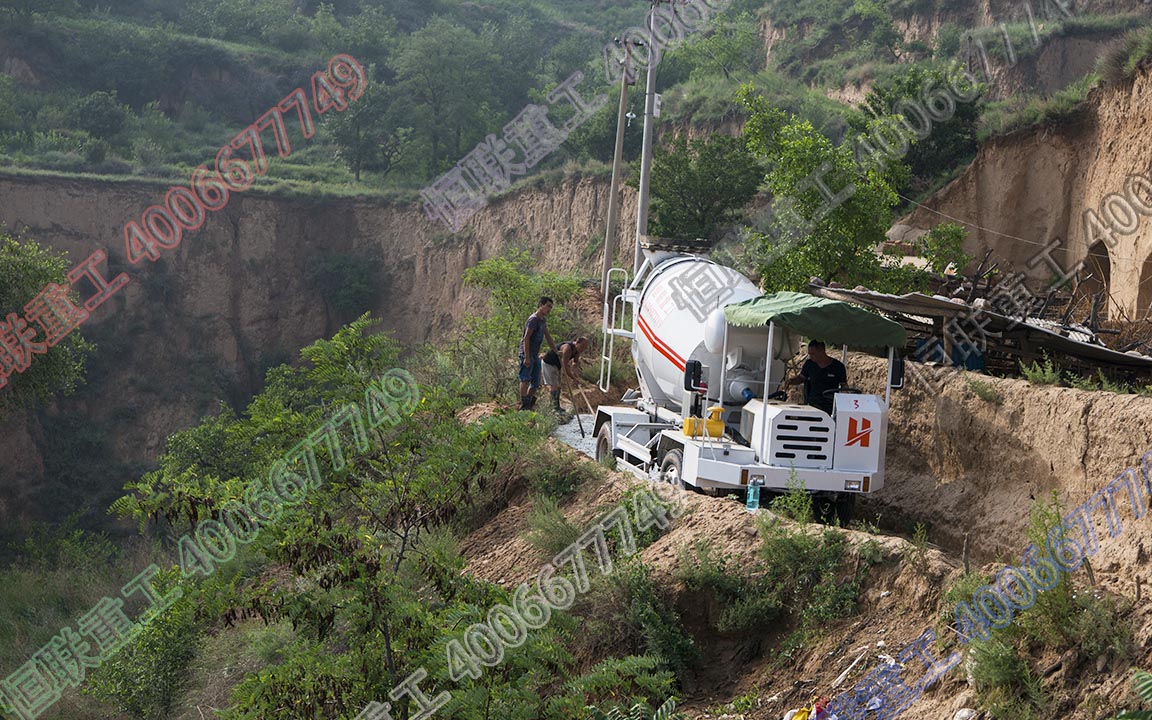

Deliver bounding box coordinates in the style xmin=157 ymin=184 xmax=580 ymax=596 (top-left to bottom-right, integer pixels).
xmin=0 ymin=173 xmax=635 ymax=520
xmin=461 ymin=353 xmax=1152 ymax=718
xmin=899 ymin=65 xmax=1152 ymax=318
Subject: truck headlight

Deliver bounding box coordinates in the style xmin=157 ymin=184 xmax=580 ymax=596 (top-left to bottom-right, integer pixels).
xmin=844 ymin=480 xmax=862 ymax=491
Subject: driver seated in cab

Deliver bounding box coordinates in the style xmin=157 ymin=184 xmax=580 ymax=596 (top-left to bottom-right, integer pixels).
xmin=785 ymin=340 xmax=847 ymax=415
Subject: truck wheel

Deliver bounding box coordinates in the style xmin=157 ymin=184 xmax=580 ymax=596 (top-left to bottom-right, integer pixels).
xmin=660 ymin=449 xmax=686 ymax=489
xmin=835 ymin=493 xmax=857 ymax=527
xmin=595 ymin=424 xmax=614 ymax=466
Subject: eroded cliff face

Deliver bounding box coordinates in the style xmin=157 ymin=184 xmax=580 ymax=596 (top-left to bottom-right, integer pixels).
xmin=0 ymin=173 xmax=636 ymax=522
xmin=899 ymin=66 xmax=1152 ymax=317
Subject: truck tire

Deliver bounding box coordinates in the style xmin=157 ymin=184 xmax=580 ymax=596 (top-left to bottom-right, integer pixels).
xmin=835 ymin=493 xmax=857 ymax=526
xmin=595 ymin=424 xmax=614 ymax=466
xmin=660 ymin=449 xmax=686 ymax=490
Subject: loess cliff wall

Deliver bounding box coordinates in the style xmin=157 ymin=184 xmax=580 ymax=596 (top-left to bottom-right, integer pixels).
xmin=0 ymin=172 xmax=636 ymax=523
xmin=900 ymin=66 xmax=1152 ymax=317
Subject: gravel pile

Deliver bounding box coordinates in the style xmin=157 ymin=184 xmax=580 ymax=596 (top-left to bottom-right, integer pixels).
xmin=552 ymin=413 xmax=597 ymax=458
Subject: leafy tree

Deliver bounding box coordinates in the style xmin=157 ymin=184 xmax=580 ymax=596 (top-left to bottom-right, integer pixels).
xmin=0 ymin=232 xmax=93 ymax=410
xmin=853 ymin=0 xmax=905 ymax=60
xmin=457 ymin=252 xmax=581 ymax=400
xmin=308 ymin=252 xmax=381 ymax=319
xmin=851 ymin=63 xmax=982 ymax=189
xmin=915 ymin=222 xmax=971 ymax=275
xmin=739 ymin=87 xmax=899 ymax=291
xmin=69 ymin=90 xmax=128 ymax=139
xmin=85 ymin=570 xmax=202 ymax=719
xmin=639 ymin=133 xmax=765 ymax=241
xmin=0 ymin=0 xmax=75 ymax=19
xmin=323 ymin=80 xmax=411 ymax=181
xmin=564 ymin=84 xmax=643 ymax=164
xmin=179 ymin=0 xmax=299 ymax=43
xmin=390 ymin=17 xmax=498 ymax=174
xmin=678 ymin=11 xmax=762 ymax=81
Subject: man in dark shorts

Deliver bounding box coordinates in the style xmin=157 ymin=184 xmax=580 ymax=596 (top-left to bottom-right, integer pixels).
xmin=786 ymin=340 xmax=847 ymax=415
xmin=519 ymin=297 xmax=557 ymax=410
xmin=543 ymin=336 xmax=591 ymax=413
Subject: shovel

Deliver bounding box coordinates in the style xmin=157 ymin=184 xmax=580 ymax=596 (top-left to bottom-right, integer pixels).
xmin=566 ymin=385 xmax=586 ymax=437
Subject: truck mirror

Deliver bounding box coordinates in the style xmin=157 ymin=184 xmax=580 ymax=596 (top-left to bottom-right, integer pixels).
xmin=890 ymin=355 xmax=905 ymax=389
xmin=683 ymin=360 xmax=703 ymax=391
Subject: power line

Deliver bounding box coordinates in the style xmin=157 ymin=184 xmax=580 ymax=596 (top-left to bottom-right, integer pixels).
xmin=896 ymin=192 xmax=1152 ymax=266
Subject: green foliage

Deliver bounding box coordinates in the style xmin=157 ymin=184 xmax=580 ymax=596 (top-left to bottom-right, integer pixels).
xmin=578 ymin=560 xmax=698 ymax=676
xmin=547 ymin=655 xmax=680 ymax=718
xmin=526 ymin=443 xmax=600 ymax=500
xmin=1115 ymin=670 xmax=1152 ymax=719
xmin=323 ymin=80 xmax=412 ymax=181
xmin=307 ymin=252 xmax=380 ymax=320
xmin=639 ymin=133 xmax=764 ymax=241
xmin=586 ymin=697 xmax=683 ymax=720
xmin=677 ymin=520 xmax=857 ymax=642
xmin=903 ymin=521 xmax=929 ymax=572
xmin=1021 ymin=355 xmax=1060 ymax=385
xmin=915 ymin=222 xmax=971 ymax=275
xmin=969 ymin=637 xmax=1048 ymax=720
xmin=0 ymin=231 xmax=94 ymax=410
xmin=978 ymin=74 xmax=1098 ymax=140
xmin=617 ymin=485 xmax=678 ymax=550
xmin=525 ymin=495 xmax=581 ymax=557
xmin=85 ymin=571 xmax=203 ymax=719
xmin=455 ymin=251 xmax=581 ymax=401
xmin=768 ymin=471 xmax=813 ymax=524
xmin=677 ymin=11 xmax=763 ymax=81
xmin=1099 ymin=25 xmax=1152 ymax=85
xmin=852 ymin=63 xmax=981 ymax=191
xmin=739 ymin=87 xmax=915 ymax=292
xmin=965 ymin=376 xmax=1003 ymax=404
xmin=69 ymin=90 xmax=128 ymax=139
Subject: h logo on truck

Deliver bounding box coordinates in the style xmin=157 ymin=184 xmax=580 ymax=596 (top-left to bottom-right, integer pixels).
xmin=846 ymin=417 xmax=872 ymax=447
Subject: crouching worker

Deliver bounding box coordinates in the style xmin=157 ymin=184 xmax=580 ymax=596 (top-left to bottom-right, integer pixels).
xmin=543 ymin=337 xmax=591 ymax=413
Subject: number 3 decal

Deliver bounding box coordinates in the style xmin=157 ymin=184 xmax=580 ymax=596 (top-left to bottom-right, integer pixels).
xmin=854 ymin=399 xmax=859 ymax=408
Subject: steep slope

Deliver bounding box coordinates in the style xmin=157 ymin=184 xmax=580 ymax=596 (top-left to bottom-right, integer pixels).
xmin=898 ymin=65 xmax=1152 ymax=318
xmin=0 ymin=172 xmax=636 ymax=524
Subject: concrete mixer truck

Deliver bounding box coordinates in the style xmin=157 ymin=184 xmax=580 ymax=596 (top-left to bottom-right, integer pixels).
xmin=592 ymin=251 xmax=907 ymax=522
xmin=589 ymin=32 xmax=905 ymax=521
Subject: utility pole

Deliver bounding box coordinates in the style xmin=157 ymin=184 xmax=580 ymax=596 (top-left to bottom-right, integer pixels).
xmin=633 ymin=0 xmax=663 ymax=275
xmin=601 ymin=42 xmax=636 ymax=302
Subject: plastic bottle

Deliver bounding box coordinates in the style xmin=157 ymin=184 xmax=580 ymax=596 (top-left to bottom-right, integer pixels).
xmin=745 ymin=479 xmax=761 ymax=512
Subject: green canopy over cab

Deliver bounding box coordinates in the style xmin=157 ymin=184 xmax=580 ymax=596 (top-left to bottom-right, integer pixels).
xmin=723 ymin=291 xmax=907 ymax=351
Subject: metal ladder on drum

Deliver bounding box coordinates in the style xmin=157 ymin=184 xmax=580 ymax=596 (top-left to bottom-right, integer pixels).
xmin=598 ymin=267 xmax=635 ymax=392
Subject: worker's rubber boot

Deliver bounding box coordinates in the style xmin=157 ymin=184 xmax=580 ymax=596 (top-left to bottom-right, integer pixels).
xmin=527 ymin=394 xmax=538 ymax=410
xmin=520 ymin=395 xmax=532 ymax=411
xmin=550 ymin=390 xmax=563 ymax=413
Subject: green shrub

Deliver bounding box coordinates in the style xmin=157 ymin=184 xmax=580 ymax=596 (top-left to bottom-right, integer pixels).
xmin=526 ymin=444 xmax=601 ymax=500
xmin=969 ymin=637 xmax=1048 ymax=720
xmin=1115 ymin=669 xmax=1152 ymax=719
xmin=769 ymin=471 xmax=813 ymax=524
xmin=85 ymin=571 xmax=202 ymax=720
xmin=1021 ymin=355 xmax=1060 ymax=385
xmin=1099 ymin=25 xmax=1152 ymax=84
xmin=965 ymin=377 xmax=1003 ymax=403
xmin=678 ymin=521 xmax=858 ymax=640
xmin=525 ymin=496 xmax=581 ymax=558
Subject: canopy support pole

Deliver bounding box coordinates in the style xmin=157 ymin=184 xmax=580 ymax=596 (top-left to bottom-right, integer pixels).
xmin=759 ymin=322 xmax=775 ymax=463
xmin=719 ymin=321 xmax=730 ymax=415
xmin=885 ymin=346 xmax=894 ymax=406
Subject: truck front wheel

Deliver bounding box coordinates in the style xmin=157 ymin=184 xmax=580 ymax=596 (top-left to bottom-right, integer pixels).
xmin=660 ymin=449 xmax=686 ymax=489
xmin=595 ymin=424 xmax=614 ymax=466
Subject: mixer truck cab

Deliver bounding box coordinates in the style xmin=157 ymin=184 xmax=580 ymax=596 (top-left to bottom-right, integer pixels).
xmin=594 ymin=254 xmax=907 ymax=522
